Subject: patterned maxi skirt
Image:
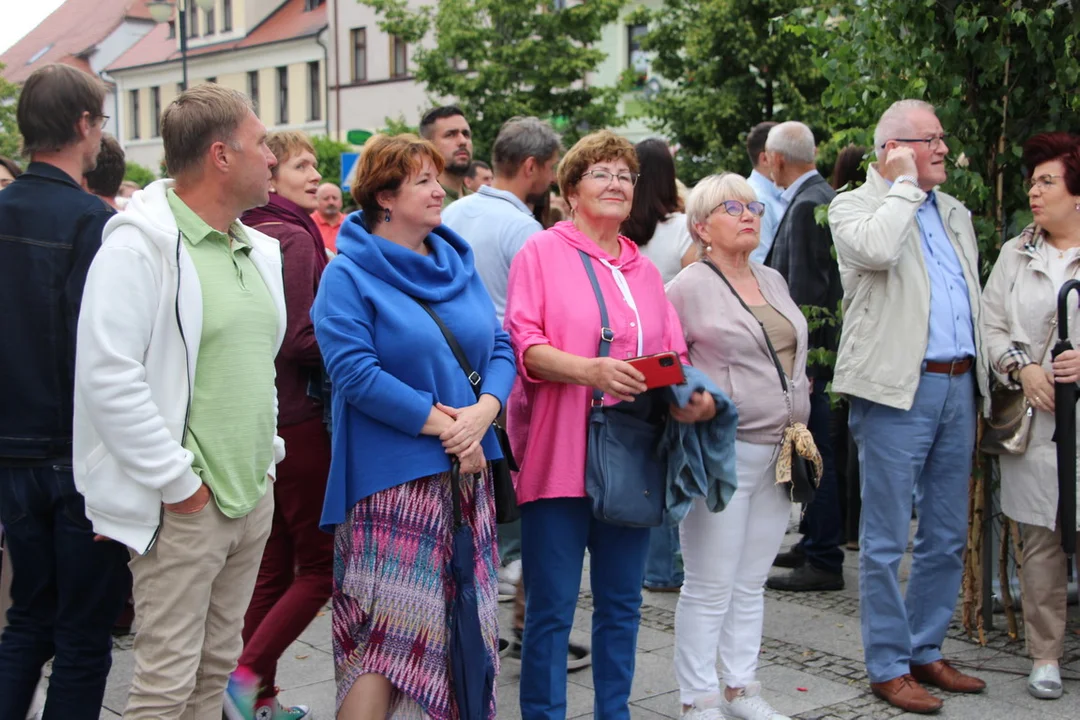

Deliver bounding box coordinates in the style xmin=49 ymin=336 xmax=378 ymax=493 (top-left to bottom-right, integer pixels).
xmin=332 ymin=468 xmax=500 ymax=720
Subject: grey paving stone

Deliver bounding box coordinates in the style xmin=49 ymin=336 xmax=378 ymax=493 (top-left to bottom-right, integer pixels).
xmin=500 ymin=675 xmax=596 ymax=720
xmin=755 ymin=664 xmax=862 ymax=716
xmin=568 ymin=650 xmax=678 ymax=703
xmin=630 ymin=689 xmax=681 ymax=718
xmin=275 ymin=640 xmax=335 ymax=690
xmin=278 ymin=678 xmax=336 ymax=718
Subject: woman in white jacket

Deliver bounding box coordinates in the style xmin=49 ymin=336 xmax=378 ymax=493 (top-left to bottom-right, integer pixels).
xmin=981 ymin=131 xmax=1080 ymax=701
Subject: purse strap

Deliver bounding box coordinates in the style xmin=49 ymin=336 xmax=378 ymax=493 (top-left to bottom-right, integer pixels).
xmin=578 ymin=250 xmax=616 ymax=407
xmin=413 ymin=299 xmax=483 ymax=400
xmin=700 ymin=258 xmax=794 ymax=424
xmin=412 ymin=298 xmax=519 ymax=473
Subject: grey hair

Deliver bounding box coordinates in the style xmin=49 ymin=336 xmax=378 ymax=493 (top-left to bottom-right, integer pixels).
xmin=873 ymin=99 xmax=936 ymax=160
xmin=765 ymin=121 xmax=815 ymax=164
xmin=685 ymin=172 xmax=758 ymax=244
xmin=491 ymin=116 xmax=563 ymax=177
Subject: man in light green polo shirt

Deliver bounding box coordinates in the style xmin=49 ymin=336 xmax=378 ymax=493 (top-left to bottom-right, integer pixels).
xmin=166 ymin=190 xmax=278 ymax=518
xmin=76 ymin=84 xmax=287 ymax=720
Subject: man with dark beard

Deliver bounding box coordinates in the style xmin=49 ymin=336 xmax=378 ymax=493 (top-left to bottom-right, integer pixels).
xmin=420 ymin=105 xmax=474 ymax=206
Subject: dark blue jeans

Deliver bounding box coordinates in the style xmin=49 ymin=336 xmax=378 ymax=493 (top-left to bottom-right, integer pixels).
xmin=519 ymin=498 xmax=650 ymax=720
xmin=643 ymin=513 xmax=683 ymax=588
xmin=795 ymin=378 xmax=844 ymax=574
xmin=0 ymin=465 xmax=129 ymax=720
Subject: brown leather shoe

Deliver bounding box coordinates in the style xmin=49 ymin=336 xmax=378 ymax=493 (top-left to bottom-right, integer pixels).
xmin=911 ymin=659 xmax=986 ymax=693
xmin=870 ymin=674 xmax=943 ymax=713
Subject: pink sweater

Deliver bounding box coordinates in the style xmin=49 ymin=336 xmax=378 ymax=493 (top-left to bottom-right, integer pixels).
xmin=504 ymin=221 xmax=689 ymax=504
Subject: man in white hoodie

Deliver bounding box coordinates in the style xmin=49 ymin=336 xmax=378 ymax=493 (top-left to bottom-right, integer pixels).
xmin=74 ymin=84 xmax=287 ymax=719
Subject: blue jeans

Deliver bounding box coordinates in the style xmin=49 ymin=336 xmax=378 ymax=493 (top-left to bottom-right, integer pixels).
xmin=519 ymin=498 xmax=650 ymax=720
xmin=849 ymin=370 xmax=975 ymax=683
xmin=498 ymin=518 xmax=522 ymax=566
xmin=644 ymin=514 xmax=683 ymax=588
xmin=0 ymin=465 xmax=130 ymax=720
xmin=796 ymin=377 xmax=844 ymax=574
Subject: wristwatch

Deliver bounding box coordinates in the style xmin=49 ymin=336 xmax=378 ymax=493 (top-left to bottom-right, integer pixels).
xmin=895 ymin=175 xmax=919 ymax=188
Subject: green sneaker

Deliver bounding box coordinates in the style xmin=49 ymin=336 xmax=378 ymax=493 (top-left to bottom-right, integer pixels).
xmin=254 ymin=695 xmax=312 ymax=720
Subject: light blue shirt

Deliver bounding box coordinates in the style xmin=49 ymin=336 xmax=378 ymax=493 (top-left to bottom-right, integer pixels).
xmin=441 ymin=185 xmax=542 ymax=323
xmin=747 ymin=169 xmax=787 ymax=263
xmin=779 ymin=169 xmax=820 ymax=205
xmin=914 ymin=192 xmax=976 ymax=362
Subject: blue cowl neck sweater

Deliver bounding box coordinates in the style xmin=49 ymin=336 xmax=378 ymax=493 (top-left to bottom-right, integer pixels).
xmin=312 ymin=212 xmax=516 ymax=529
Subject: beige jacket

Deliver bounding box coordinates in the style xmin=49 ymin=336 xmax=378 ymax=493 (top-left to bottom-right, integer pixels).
xmin=828 ymin=165 xmax=989 ymax=411
xmin=666 ymin=261 xmax=810 ymax=444
xmin=981 ymin=226 xmax=1080 ymax=531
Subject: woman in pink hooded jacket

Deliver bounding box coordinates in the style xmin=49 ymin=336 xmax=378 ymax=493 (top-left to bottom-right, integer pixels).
xmin=505 ymin=130 xmax=715 ymax=720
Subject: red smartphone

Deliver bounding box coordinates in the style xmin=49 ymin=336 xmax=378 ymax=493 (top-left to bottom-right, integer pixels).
xmin=627 ymin=351 xmax=685 ymax=389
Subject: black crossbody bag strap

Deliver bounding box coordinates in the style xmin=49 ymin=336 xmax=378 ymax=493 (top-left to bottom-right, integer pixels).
xmin=700 ymin=258 xmax=789 ymax=394
xmin=578 ymin=250 xmax=616 ymax=406
xmin=412 ymin=298 xmax=519 ymax=472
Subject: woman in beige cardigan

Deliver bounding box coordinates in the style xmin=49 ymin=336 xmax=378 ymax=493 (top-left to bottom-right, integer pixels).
xmin=667 ymin=173 xmax=810 ymax=720
xmin=981 ymin=131 xmax=1080 ymax=701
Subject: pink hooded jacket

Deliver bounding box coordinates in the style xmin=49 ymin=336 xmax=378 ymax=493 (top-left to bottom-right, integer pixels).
xmin=504 ymin=221 xmax=689 ymax=504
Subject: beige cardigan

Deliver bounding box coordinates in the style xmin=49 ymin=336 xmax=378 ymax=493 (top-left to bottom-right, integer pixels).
xmin=982 ymin=226 xmax=1080 ymax=531
xmin=666 ymin=261 xmax=810 ymax=444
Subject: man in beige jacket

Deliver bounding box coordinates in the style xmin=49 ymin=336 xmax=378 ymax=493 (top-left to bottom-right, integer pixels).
xmin=828 ymin=99 xmax=989 ymax=714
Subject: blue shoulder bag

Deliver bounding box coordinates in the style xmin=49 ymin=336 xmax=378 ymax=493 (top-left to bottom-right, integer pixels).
xmin=578 ymin=250 xmax=665 ymax=528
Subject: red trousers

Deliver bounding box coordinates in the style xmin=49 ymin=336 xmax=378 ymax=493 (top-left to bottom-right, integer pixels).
xmin=239 ymin=417 xmax=333 ymax=694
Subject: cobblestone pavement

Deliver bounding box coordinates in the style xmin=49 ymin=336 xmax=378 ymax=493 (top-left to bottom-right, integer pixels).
xmin=79 ymin=529 xmax=1080 ymax=719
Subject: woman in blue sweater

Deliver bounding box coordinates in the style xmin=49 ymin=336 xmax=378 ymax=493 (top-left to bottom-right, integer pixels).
xmin=311 ymin=134 xmax=516 ymax=720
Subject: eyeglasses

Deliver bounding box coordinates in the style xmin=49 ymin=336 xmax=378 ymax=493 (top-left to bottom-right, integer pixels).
xmin=881 ymin=133 xmax=949 ymax=150
xmin=710 ymin=200 xmax=766 ymax=217
xmin=581 ymin=169 xmax=639 ymax=187
xmin=1025 ymin=174 xmax=1064 ymax=191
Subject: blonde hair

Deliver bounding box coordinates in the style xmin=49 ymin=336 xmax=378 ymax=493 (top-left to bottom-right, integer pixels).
xmin=684 ymin=172 xmax=758 ymax=243
xmin=557 ymin=129 xmax=639 ymax=199
xmin=266 ymin=130 xmax=316 ymax=178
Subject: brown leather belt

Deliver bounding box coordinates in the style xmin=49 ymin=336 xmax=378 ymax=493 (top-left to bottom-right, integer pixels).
xmin=924 ymin=357 xmax=973 ymax=375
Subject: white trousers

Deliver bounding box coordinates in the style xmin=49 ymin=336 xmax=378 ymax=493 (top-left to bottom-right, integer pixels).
xmin=673 ymin=440 xmax=791 ymax=703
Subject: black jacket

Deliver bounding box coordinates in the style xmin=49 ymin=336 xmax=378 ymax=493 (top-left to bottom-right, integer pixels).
xmin=766 ymin=173 xmax=842 ymax=380
xmin=0 ymin=162 xmax=113 ymax=462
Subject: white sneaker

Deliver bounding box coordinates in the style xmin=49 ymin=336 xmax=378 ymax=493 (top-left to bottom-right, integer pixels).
xmin=719 ymin=683 xmax=790 ymax=720
xmin=680 ymin=693 xmax=724 ymax=720
xmin=497 ymin=559 xmax=522 ymax=602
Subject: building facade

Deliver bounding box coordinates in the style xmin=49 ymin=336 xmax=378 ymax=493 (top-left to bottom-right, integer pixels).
xmin=0 ymin=0 xmax=159 ymax=140
xmin=106 ymin=0 xmax=329 ymax=171
xmin=324 ymin=0 xmax=662 ymax=147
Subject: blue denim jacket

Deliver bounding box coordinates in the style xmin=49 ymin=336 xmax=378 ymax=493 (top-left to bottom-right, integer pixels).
xmin=0 ymin=163 xmax=114 ymax=461
xmin=661 ymin=365 xmax=740 ymax=523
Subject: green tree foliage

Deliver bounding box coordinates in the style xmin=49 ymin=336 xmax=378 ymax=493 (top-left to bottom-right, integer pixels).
xmin=0 ymin=65 xmax=21 ymax=159
xmin=360 ymin=0 xmax=628 ymax=158
xmin=631 ymin=0 xmax=829 ymax=183
xmin=310 ymin=134 xmax=355 ymax=188
xmin=123 ymin=161 xmax=157 ymax=188
xmin=784 ymin=1 xmax=1080 ymax=268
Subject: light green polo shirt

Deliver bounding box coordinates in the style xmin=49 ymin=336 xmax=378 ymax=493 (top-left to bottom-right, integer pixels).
xmin=167 ymin=189 xmax=278 ymax=518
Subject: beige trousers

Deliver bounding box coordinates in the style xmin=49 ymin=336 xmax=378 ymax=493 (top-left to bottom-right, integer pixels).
xmin=123 ymin=488 xmax=274 ymax=720
xmin=1019 ymin=522 xmax=1080 ymax=661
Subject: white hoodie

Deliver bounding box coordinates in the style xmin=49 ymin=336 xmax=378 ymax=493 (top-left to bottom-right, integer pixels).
xmin=74 ymin=180 xmax=286 ymax=554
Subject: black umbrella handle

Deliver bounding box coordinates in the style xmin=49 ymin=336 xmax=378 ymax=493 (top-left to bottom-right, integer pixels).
xmin=1055 ymin=279 xmax=1080 ymax=343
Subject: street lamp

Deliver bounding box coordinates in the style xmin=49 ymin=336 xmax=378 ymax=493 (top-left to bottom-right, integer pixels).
xmin=147 ymin=0 xmax=217 ymax=91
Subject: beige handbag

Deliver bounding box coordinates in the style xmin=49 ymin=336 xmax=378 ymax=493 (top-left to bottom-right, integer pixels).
xmin=981 ymin=322 xmax=1055 ymax=455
